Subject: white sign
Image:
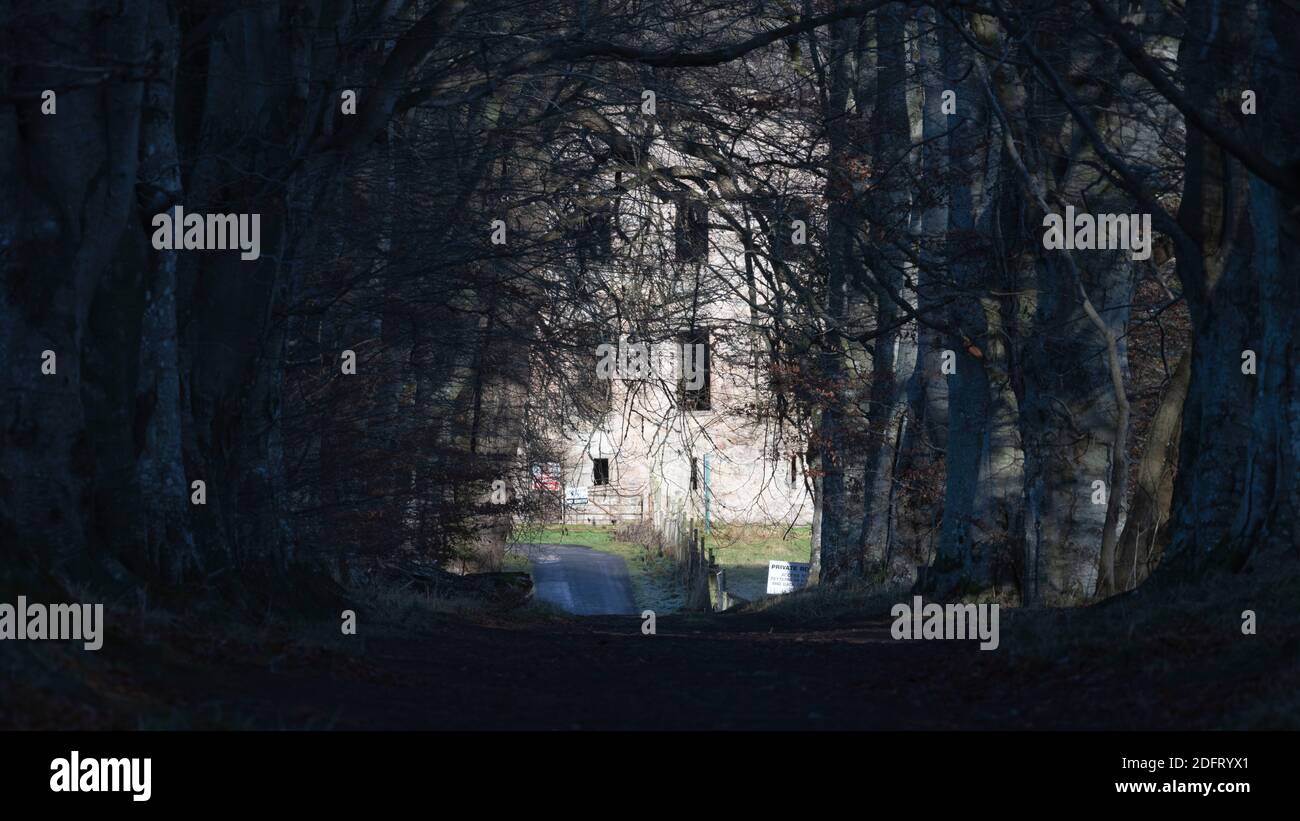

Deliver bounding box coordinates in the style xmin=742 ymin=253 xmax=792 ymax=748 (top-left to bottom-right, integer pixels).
xmin=564 ymin=486 xmax=589 ymax=506
xmin=766 ymin=561 xmax=810 ymax=595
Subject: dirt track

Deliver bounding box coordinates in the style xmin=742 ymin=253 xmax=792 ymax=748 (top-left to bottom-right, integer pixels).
xmin=522 ymin=543 xmax=638 ymax=616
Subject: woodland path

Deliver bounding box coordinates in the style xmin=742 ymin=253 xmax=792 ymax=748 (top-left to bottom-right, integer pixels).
xmin=513 ymin=543 xmax=638 ymax=616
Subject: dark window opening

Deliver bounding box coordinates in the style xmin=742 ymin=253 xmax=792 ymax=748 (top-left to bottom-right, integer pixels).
xmin=674 ymin=198 xmax=709 ymax=262
xmin=586 ymin=208 xmax=613 ymax=260
xmin=690 ymin=457 xmax=699 ymax=491
xmin=679 ymin=328 xmax=711 ymax=411
xmin=758 ymin=195 xmax=812 ymax=262
xmin=592 ymin=458 xmax=610 ymax=486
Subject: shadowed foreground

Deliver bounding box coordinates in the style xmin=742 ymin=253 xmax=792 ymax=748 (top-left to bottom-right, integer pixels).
xmin=6 ymin=557 xmax=1296 ymax=730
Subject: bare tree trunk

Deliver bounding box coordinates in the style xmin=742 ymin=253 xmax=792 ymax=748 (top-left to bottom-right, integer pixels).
xmin=907 ymin=3 xmax=950 ymax=453
xmin=923 ymin=14 xmax=1022 ymax=599
xmin=856 ymin=2 xmax=916 ymax=571
xmin=1115 ymin=351 xmax=1190 ymax=590
xmin=814 ymin=16 xmax=863 ymax=583
xmin=969 ymin=11 xmax=1137 ymax=605
xmin=135 ymin=0 xmax=197 ymax=583
xmin=1162 ymin=0 xmax=1300 ymax=573
xmin=0 ymin=1 xmax=148 ymax=586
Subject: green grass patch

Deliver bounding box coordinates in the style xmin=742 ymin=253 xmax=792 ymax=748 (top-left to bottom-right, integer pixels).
xmin=708 ymin=524 xmax=812 ymax=604
xmin=520 ymin=523 xmax=616 ymax=549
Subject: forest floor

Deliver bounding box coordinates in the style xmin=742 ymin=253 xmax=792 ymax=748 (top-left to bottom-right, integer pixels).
xmin=4 ymin=554 xmax=1297 ymax=730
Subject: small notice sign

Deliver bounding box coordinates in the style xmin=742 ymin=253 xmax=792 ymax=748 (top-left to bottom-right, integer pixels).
xmin=564 ymin=486 xmax=589 ymax=506
xmin=766 ymin=560 xmax=810 ymax=595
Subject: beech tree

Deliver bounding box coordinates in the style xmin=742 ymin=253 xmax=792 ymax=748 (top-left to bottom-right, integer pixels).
xmin=1 ymin=0 xmax=1293 ymax=614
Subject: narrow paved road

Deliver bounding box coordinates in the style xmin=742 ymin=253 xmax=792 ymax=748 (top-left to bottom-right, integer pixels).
xmin=511 ymin=543 xmax=637 ymax=615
